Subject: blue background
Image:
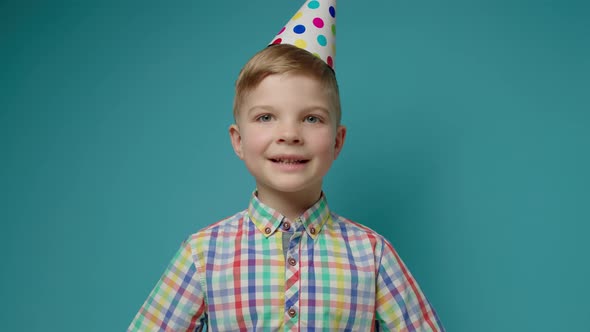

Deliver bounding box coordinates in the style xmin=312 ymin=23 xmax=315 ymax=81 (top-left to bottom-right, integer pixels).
xmin=2 ymin=0 xmax=589 ymax=330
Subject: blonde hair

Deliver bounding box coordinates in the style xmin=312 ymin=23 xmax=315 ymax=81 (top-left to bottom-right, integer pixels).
xmin=233 ymin=44 xmax=341 ymax=124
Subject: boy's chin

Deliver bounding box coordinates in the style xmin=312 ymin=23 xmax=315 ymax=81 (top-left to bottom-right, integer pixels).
xmin=256 ymin=182 xmax=323 ymax=196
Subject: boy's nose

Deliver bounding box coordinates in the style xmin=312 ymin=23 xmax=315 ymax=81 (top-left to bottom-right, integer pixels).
xmin=276 ymin=123 xmax=302 ymax=144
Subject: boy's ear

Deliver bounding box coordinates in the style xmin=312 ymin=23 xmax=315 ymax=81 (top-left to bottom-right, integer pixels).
xmin=229 ymin=124 xmax=244 ymax=159
xmin=333 ymin=125 xmax=347 ymax=160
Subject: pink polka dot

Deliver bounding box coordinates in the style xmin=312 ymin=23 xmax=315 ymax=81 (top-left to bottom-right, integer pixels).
xmin=278 ymin=27 xmax=285 ymax=35
xmin=313 ymin=17 xmax=324 ymax=28
xmin=272 ymin=38 xmax=282 ymax=45
xmin=327 ymin=56 xmax=333 ymax=67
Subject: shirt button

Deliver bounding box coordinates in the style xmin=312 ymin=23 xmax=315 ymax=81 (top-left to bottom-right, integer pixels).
xmin=288 ymin=257 xmax=297 ymax=266
xmin=288 ymin=308 xmax=297 ymax=318
xmin=264 ymin=227 xmax=272 ymax=234
xmin=282 ymin=222 xmax=291 ymax=230
xmin=310 ymin=227 xmax=316 ymax=234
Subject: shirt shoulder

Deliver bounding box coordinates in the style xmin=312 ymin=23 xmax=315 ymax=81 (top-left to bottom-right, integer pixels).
xmin=185 ymin=209 xmax=247 ymax=244
xmin=329 ymin=211 xmax=389 ymax=243
xmin=325 ymin=211 xmax=399 ymax=263
xmin=174 ymin=210 xmax=248 ymax=279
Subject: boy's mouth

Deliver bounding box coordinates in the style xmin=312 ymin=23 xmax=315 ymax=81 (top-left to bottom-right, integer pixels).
xmin=269 ymin=158 xmax=309 ymax=164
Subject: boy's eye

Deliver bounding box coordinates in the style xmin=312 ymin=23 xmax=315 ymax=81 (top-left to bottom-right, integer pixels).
xmin=305 ymin=116 xmax=320 ymax=123
xmin=256 ymin=114 xmax=272 ymax=122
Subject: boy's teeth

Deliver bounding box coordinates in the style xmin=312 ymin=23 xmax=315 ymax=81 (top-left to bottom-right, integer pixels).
xmin=273 ymin=159 xmax=304 ymax=164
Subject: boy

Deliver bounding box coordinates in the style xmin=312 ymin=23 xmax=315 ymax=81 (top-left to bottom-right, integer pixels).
xmin=129 ymin=1 xmax=443 ymax=331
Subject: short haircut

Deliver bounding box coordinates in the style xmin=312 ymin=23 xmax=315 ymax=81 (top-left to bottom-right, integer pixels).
xmin=233 ymin=44 xmax=341 ymax=124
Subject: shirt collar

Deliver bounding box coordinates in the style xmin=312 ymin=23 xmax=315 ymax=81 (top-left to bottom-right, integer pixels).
xmin=247 ymin=191 xmax=332 ymax=240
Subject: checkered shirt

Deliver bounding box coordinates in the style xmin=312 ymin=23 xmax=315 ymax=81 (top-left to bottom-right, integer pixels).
xmin=128 ymin=193 xmax=444 ymax=331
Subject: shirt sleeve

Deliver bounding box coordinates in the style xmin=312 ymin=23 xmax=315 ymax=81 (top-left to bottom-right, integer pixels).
xmin=128 ymin=240 xmax=207 ymax=331
xmin=374 ymin=238 xmax=445 ymax=331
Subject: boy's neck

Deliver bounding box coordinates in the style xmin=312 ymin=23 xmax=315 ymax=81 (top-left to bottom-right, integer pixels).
xmin=256 ymin=186 xmax=323 ymax=221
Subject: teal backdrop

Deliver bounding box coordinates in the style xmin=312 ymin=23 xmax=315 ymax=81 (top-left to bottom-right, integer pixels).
xmin=2 ymin=0 xmax=589 ymax=331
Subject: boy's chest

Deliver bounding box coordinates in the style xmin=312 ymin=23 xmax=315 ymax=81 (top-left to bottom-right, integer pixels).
xmin=202 ymin=231 xmax=378 ymax=330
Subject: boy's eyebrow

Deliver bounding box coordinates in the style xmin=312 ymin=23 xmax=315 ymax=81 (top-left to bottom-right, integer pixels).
xmin=246 ymin=105 xmax=275 ymax=115
xmin=246 ymin=105 xmax=332 ymax=116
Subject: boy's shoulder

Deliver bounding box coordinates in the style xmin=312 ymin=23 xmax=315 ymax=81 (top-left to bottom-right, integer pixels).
xmin=328 ymin=211 xmax=391 ymax=245
xmin=189 ymin=208 xmax=248 ymax=240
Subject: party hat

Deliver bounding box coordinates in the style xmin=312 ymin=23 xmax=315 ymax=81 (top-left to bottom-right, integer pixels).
xmin=269 ymin=0 xmax=337 ymax=69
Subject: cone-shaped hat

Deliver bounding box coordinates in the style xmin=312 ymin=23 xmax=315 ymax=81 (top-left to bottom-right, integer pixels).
xmin=269 ymin=0 xmax=337 ymax=69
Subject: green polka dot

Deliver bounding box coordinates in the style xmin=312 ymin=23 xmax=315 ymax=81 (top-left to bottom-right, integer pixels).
xmin=331 ymin=24 xmax=336 ymax=35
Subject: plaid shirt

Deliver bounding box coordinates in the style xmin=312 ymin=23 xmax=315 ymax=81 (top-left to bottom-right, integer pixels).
xmin=129 ymin=193 xmax=444 ymax=331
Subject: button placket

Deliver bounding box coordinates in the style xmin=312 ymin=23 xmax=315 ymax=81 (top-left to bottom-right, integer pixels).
xmin=283 ymin=227 xmax=302 ymax=328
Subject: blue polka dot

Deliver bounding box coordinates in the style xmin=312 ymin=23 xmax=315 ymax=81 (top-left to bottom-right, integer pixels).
xmin=317 ymin=35 xmax=327 ymax=46
xmin=329 ymin=6 xmax=336 ymax=18
xmin=293 ymin=24 xmax=306 ymax=34
xmin=308 ymin=1 xmax=320 ymax=9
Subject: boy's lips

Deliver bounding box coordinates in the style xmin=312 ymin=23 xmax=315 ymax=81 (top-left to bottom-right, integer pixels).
xmin=268 ymin=155 xmax=310 ymax=164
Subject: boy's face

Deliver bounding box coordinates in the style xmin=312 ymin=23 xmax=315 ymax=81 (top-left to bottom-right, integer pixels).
xmin=229 ymin=73 xmax=346 ymax=198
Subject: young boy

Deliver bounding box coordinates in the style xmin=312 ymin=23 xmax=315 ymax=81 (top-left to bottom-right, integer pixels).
xmin=129 ymin=1 xmax=443 ymax=331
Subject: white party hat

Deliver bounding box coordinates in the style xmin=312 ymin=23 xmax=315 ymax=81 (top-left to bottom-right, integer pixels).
xmin=269 ymin=0 xmax=337 ymax=69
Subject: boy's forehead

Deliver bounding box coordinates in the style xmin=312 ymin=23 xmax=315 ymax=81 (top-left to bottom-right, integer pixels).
xmin=241 ymin=74 xmax=332 ymax=106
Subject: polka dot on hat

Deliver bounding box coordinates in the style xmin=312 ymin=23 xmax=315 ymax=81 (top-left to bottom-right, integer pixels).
xmin=308 ymin=1 xmax=320 ymax=9
xmin=313 ymin=17 xmax=324 ymax=28
xmin=293 ymin=24 xmax=306 ymax=34
xmin=268 ymin=0 xmax=337 ymax=69
xmin=294 ymin=39 xmax=308 ymax=49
